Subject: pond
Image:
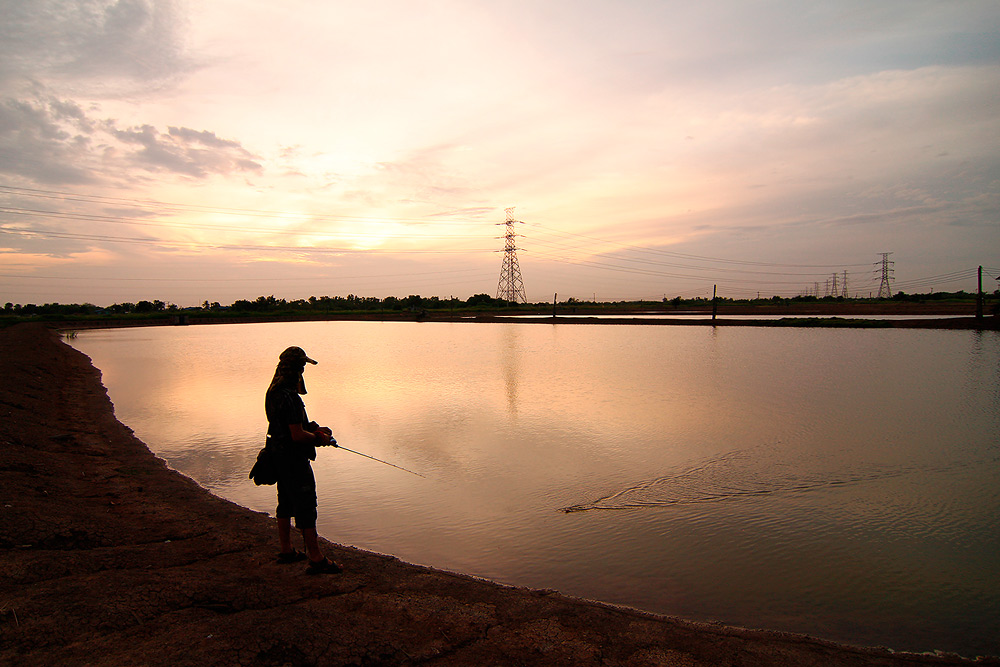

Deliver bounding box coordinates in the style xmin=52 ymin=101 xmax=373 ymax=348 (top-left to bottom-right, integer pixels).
xmin=69 ymin=321 xmax=1000 ymax=657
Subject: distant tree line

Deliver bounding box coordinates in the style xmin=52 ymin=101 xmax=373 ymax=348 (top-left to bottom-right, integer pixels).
xmin=0 ymin=293 xmax=517 ymax=318
xmin=227 ymin=293 xmax=511 ymax=312
xmin=2 ymin=289 xmax=994 ymax=321
xmin=2 ymin=299 xmax=181 ymax=316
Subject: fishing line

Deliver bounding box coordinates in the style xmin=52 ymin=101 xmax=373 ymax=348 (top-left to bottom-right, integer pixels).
xmin=333 ymin=444 xmax=426 ymax=478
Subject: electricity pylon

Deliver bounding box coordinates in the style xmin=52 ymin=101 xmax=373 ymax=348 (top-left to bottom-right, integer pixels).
xmin=496 ymin=207 xmax=527 ymax=303
xmin=875 ymin=252 xmax=894 ymax=299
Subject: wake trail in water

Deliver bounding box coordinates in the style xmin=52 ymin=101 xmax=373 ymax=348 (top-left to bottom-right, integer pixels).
xmin=559 ymin=445 xmax=978 ymax=513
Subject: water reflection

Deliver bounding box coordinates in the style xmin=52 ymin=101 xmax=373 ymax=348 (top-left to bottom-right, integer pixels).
xmin=969 ymin=331 xmax=1000 ymax=409
xmin=70 ymin=322 xmax=1000 ymax=658
xmin=500 ymin=324 xmax=521 ymax=417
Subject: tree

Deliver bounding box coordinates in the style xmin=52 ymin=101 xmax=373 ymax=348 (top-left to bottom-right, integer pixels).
xmin=466 ymin=293 xmax=494 ymax=307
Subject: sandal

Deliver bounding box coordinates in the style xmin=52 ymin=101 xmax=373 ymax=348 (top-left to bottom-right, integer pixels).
xmin=277 ymin=549 xmax=307 ymax=564
xmin=306 ymin=556 xmax=343 ymax=575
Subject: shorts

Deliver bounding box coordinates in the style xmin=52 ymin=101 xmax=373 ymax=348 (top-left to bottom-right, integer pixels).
xmin=274 ymin=450 xmax=318 ymax=530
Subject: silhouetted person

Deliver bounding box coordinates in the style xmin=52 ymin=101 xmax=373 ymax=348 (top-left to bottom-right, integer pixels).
xmin=265 ymin=346 xmax=341 ymax=574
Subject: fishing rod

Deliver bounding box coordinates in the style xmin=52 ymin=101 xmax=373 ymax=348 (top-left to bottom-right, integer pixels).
xmin=332 ymin=443 xmax=426 ymax=478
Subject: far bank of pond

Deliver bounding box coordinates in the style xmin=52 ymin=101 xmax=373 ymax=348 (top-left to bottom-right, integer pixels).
xmin=27 ymin=304 xmax=1000 ymax=331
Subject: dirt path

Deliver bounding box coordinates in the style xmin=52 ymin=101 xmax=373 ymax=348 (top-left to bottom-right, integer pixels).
xmin=1 ymin=323 xmax=995 ymax=666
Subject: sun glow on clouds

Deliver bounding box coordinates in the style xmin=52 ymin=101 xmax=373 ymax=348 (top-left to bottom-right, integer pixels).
xmin=0 ymin=0 xmax=997 ymax=304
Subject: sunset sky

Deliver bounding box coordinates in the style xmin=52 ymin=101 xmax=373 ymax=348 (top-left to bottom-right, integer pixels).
xmin=2 ymin=0 xmax=998 ymax=306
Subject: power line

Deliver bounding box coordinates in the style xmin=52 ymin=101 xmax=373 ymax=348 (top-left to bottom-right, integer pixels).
xmin=3 ymin=183 xmax=991 ymax=300
xmin=0 ymin=267 xmax=489 ymax=283
xmin=0 ymin=205 xmax=490 ymax=241
xmin=0 ymin=226 xmax=494 ymax=254
xmin=525 ymin=236 xmax=859 ymax=279
xmin=1 ymin=183 xmax=879 ymax=271
xmin=0 ymin=184 xmax=490 ymax=226
xmin=527 ymin=222 xmax=873 ymax=270
xmin=524 ymin=245 xmax=865 ymax=288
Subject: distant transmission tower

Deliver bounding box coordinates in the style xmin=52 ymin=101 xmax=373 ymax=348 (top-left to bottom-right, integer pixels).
xmin=496 ymin=207 xmax=527 ymax=303
xmin=875 ymin=252 xmax=894 ymax=298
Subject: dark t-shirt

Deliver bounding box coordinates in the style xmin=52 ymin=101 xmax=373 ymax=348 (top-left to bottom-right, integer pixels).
xmin=265 ymin=385 xmax=316 ymax=461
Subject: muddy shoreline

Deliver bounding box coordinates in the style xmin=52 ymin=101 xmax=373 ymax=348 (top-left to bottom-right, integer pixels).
xmin=1 ymin=322 xmax=996 ymax=666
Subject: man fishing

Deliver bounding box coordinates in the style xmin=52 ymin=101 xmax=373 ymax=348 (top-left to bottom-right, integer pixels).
xmin=265 ymin=345 xmax=342 ymax=574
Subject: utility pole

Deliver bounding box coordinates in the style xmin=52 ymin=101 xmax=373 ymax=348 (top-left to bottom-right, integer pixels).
xmin=875 ymin=252 xmax=894 ymax=299
xmin=976 ymin=266 xmax=984 ymax=319
xmin=495 ymin=207 xmax=527 ymax=304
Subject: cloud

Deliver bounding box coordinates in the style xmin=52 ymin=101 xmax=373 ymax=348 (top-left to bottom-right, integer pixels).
xmin=167 ymin=127 xmax=241 ymax=149
xmin=0 ymin=88 xmax=261 ymax=185
xmin=110 ymin=122 xmax=262 ymax=177
xmin=0 ymin=0 xmax=192 ymax=94
xmin=2 ymin=0 xmax=998 ymax=305
xmin=0 ymin=95 xmax=96 ymax=184
xmin=0 ymin=1 xmax=253 ymax=184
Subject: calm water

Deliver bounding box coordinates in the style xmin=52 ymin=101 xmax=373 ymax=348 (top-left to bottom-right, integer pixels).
xmin=69 ymin=321 xmax=1000 ymax=657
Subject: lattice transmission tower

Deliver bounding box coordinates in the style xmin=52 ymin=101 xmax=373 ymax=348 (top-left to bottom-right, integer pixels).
xmin=496 ymin=207 xmax=527 ymax=303
xmin=875 ymin=252 xmax=894 ymax=298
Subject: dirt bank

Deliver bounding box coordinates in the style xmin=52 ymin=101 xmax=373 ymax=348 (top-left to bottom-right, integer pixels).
xmin=1 ymin=323 xmax=996 ymax=666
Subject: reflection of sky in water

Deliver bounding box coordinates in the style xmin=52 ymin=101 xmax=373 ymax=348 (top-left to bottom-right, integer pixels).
xmin=70 ymin=323 xmax=1000 ymax=658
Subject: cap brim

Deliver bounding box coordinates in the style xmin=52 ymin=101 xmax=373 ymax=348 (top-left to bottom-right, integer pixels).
xmin=304 ymin=356 xmax=318 ymax=364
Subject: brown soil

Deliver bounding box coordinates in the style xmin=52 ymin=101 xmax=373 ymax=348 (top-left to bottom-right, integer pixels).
xmin=1 ymin=322 xmax=996 ymax=667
